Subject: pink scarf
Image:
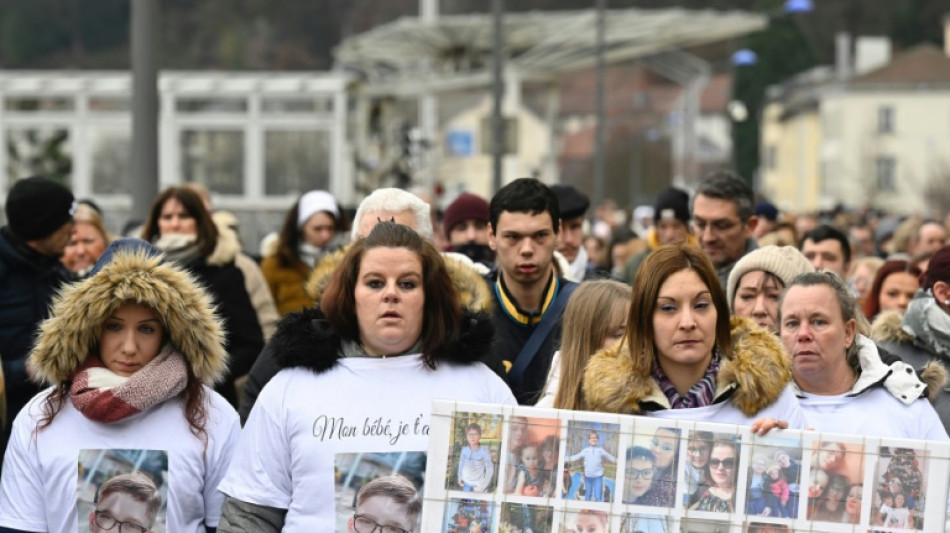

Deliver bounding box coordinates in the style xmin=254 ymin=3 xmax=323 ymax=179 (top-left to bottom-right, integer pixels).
xmin=70 ymin=346 xmax=188 ymax=423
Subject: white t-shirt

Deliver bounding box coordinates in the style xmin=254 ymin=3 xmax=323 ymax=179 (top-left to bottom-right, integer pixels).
xmin=798 ymin=387 xmax=950 ymax=441
xmin=648 ymin=385 xmax=808 ymax=429
xmin=218 ymin=356 xmax=516 ymax=532
xmin=0 ymin=386 xmax=240 ymax=533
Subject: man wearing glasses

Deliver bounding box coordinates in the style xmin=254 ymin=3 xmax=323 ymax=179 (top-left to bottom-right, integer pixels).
xmin=691 ymin=171 xmax=759 ymax=290
xmin=348 ymin=475 xmax=420 ymax=533
xmin=89 ymin=473 xmax=160 ymax=533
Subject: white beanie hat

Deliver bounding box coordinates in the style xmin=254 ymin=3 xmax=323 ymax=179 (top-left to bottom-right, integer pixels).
xmin=297 ymin=190 xmax=339 ymax=228
xmin=727 ymin=245 xmax=815 ymax=309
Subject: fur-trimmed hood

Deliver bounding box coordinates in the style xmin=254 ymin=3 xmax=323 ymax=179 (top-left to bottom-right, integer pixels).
xmin=304 ymin=243 xmax=494 ymax=314
xmin=582 ymin=316 xmax=791 ymax=416
xmin=871 ymin=310 xmax=949 ymax=403
xmin=871 ymin=310 xmax=913 ymax=344
xmin=29 ymin=244 xmax=228 ymax=386
xmin=266 ymin=306 xmax=497 ymax=374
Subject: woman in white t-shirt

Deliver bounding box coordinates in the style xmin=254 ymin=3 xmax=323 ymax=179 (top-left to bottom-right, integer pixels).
xmin=218 ymin=222 xmax=516 ymax=532
xmin=0 ymin=238 xmax=240 ymax=533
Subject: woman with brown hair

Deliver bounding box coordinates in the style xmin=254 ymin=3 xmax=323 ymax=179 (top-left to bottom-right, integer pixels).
xmin=261 ymin=190 xmax=343 ymax=315
xmin=862 ymin=259 xmax=922 ymax=320
xmin=218 ymin=222 xmax=515 ymax=531
xmin=582 ymin=244 xmax=805 ymax=428
xmin=141 ymin=186 xmax=264 ymax=406
xmin=0 ymin=238 xmax=240 ymax=532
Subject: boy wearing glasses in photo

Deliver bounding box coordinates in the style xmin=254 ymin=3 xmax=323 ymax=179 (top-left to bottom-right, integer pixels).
xmin=348 ymin=475 xmax=420 ymax=533
xmin=567 ymin=431 xmax=616 ymax=502
xmin=622 ymin=446 xmax=656 ymax=505
xmin=89 ymin=473 xmax=161 ymax=533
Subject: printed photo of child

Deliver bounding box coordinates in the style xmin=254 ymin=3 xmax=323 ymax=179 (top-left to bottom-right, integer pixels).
xmin=504 ymin=417 xmax=561 ymax=498
xmin=744 ymin=438 xmax=802 ymax=519
xmin=559 ymin=509 xmax=608 ymax=533
xmin=624 ymin=426 xmax=679 ymax=507
xmin=499 ymin=502 xmax=553 ymax=533
xmin=446 ymin=413 xmax=503 ymax=493
xmin=442 ymin=498 xmax=494 ymax=533
xmin=870 ymin=446 xmax=928 ymax=531
xmin=78 ymin=449 xmax=168 ymax=533
xmin=806 ymin=440 xmax=863 ymax=525
xmin=620 ymin=514 xmax=671 ymax=533
xmin=565 ymin=421 xmax=619 ymax=503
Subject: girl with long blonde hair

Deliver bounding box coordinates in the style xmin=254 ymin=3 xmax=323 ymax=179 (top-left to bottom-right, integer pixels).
xmin=535 ymin=280 xmax=631 ymax=410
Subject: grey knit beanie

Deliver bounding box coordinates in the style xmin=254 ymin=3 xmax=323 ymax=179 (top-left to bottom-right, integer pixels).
xmin=727 ymin=245 xmax=815 ymax=309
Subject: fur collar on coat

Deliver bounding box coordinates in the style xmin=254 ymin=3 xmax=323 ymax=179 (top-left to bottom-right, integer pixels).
xmin=267 ymin=306 xmax=496 ymax=375
xmin=304 ymin=243 xmax=494 ymax=314
xmin=29 ymin=248 xmax=227 ymax=386
xmin=583 ymin=317 xmax=791 ymax=416
xmin=870 ymin=310 xmax=948 ymax=402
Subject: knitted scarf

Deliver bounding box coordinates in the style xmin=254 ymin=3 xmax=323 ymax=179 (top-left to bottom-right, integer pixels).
xmin=69 ymin=345 xmax=188 ymax=423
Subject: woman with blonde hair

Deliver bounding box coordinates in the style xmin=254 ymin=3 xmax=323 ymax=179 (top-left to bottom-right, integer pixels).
xmin=582 ymin=244 xmax=805 ymax=430
xmin=534 ymin=280 xmax=630 ymax=409
xmin=61 ymin=202 xmax=112 ymax=279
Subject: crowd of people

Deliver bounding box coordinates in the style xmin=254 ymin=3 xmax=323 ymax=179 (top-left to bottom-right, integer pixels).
xmin=0 ymin=169 xmax=947 ymax=531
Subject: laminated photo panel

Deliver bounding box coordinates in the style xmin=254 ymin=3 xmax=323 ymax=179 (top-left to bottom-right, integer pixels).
xmin=422 ymin=401 xmax=950 ymax=533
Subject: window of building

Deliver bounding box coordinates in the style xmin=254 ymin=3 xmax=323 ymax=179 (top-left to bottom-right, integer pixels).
xmin=877 ymin=106 xmax=894 ymax=134
xmin=875 ymin=156 xmax=896 ymax=191
xmin=180 ymin=129 xmax=245 ymax=194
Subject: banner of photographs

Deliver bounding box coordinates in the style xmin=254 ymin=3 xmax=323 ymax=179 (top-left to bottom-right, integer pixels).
xmin=422 ymin=401 xmax=950 ymax=533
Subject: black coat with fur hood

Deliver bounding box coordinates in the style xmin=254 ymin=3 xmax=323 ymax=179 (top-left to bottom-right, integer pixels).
xmin=239 ymin=306 xmax=502 ymax=424
xmin=237 ymin=245 xmax=503 ymax=423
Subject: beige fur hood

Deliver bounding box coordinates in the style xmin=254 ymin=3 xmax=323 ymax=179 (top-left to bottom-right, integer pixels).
xmin=304 ymin=242 xmax=494 ymax=314
xmin=583 ymin=316 xmax=792 ymax=416
xmin=29 ymin=240 xmax=228 ymax=386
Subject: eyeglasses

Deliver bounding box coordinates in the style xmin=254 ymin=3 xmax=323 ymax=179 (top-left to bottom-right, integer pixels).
xmin=93 ymin=511 xmax=148 ymax=533
xmin=353 ymin=514 xmax=412 ymax=533
xmin=626 ymin=468 xmax=655 ymax=480
xmin=708 ymin=457 xmax=736 ymax=470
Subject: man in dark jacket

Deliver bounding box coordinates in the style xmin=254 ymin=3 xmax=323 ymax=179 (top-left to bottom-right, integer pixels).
xmin=487 ymin=178 xmax=576 ymax=404
xmin=0 ymin=176 xmax=74 ymax=454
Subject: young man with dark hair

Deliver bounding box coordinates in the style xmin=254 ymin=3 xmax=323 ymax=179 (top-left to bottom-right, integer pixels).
xmin=691 ymin=171 xmax=758 ymax=290
xmin=488 ymin=178 xmax=576 ymax=404
xmin=800 ymin=224 xmax=851 ymax=279
xmin=549 ymin=184 xmax=590 ymax=282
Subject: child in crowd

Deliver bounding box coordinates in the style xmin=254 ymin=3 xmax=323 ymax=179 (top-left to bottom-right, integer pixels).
xmin=514 ymin=443 xmax=547 ymax=497
xmin=888 ymin=492 xmax=910 ymax=528
xmin=568 ymin=431 xmax=617 ymax=502
xmin=457 ymin=423 xmax=494 ymax=492
xmin=877 ymin=492 xmax=894 ymax=526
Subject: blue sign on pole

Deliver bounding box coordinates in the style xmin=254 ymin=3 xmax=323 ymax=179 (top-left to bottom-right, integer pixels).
xmin=447 ymin=130 xmax=474 ymax=157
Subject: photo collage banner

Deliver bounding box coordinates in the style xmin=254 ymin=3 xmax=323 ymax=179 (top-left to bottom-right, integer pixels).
xmin=422 ymin=401 xmax=950 ymax=533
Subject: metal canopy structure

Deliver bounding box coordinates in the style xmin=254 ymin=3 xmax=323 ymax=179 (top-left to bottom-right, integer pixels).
xmin=335 ymin=8 xmax=767 ymax=95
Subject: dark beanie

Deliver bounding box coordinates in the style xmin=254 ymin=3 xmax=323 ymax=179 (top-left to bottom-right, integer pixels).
xmin=653 ymin=187 xmax=690 ymax=224
xmin=5 ymin=176 xmax=75 ymax=241
xmin=443 ymin=192 xmax=489 ymax=238
xmin=921 ymin=244 xmax=950 ymax=291
xmin=550 ymin=184 xmax=590 ymax=220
